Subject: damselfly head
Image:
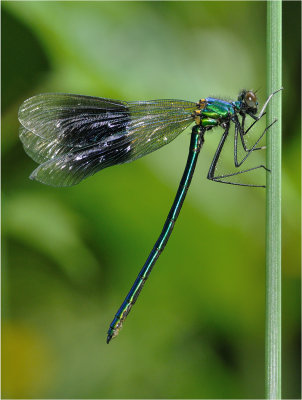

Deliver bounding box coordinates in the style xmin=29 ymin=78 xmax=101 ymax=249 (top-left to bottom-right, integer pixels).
xmin=238 ymin=89 xmax=258 ymax=114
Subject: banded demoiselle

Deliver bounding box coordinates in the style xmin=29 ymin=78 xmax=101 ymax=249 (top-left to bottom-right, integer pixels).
xmin=18 ymin=88 xmax=281 ymax=343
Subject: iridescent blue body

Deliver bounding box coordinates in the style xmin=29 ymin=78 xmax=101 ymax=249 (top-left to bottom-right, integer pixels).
xmin=18 ymin=88 xmax=281 ymax=343
xmin=107 ymin=130 xmax=203 ymax=342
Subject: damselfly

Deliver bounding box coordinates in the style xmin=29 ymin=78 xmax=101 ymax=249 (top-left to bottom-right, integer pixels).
xmin=18 ymin=88 xmax=281 ymax=343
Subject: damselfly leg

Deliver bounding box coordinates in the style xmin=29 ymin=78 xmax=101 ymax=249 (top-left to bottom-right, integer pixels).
xmin=234 ymin=117 xmax=277 ymax=168
xmin=207 ymin=89 xmax=282 ymax=187
xmin=207 ymin=119 xmax=275 ymax=187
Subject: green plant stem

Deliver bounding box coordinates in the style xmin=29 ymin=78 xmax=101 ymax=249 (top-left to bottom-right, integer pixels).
xmin=266 ymin=1 xmax=282 ymax=399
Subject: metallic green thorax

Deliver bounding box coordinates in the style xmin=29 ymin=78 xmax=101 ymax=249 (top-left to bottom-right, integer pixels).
xmin=195 ymin=97 xmax=242 ymax=127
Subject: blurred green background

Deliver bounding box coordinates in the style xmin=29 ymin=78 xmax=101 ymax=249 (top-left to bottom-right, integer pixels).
xmin=2 ymin=1 xmax=300 ymax=399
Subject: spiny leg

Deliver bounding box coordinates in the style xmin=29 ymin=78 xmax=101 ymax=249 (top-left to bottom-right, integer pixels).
xmin=208 ymin=165 xmax=269 ymax=187
xmin=240 ymin=113 xmax=266 ymax=151
xmin=207 ymin=122 xmax=231 ymax=181
xmin=234 ymin=117 xmax=277 ymax=167
xmin=252 ymin=87 xmax=283 ymax=120
xmin=240 ymin=88 xmax=282 ymax=153
xmin=239 ymin=88 xmax=282 ymax=150
xmin=207 ymin=122 xmax=269 ymax=187
xmin=243 ymin=113 xmax=265 ymax=137
xmin=107 ymin=125 xmax=205 ymax=343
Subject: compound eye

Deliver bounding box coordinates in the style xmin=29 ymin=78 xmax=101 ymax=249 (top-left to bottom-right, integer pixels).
xmin=245 ymin=91 xmax=257 ymax=108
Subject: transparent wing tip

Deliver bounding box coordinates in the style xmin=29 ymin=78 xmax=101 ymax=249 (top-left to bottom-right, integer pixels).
xmin=29 ymin=164 xmax=72 ymax=187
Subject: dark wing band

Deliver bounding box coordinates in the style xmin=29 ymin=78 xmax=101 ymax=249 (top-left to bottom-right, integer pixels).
xmin=19 ymin=94 xmax=195 ymax=187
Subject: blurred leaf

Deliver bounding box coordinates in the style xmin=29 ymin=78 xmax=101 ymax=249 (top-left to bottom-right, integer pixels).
xmin=4 ymin=192 xmax=100 ymax=284
xmin=2 ymin=322 xmax=55 ymax=398
xmin=1 ymin=7 xmax=50 ymax=111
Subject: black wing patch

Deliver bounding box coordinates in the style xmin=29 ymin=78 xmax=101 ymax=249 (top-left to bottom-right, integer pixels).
xmin=19 ymin=94 xmax=195 ymax=187
xmin=29 ymin=135 xmax=132 ymax=187
xmin=19 ymin=93 xmax=130 ymax=148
